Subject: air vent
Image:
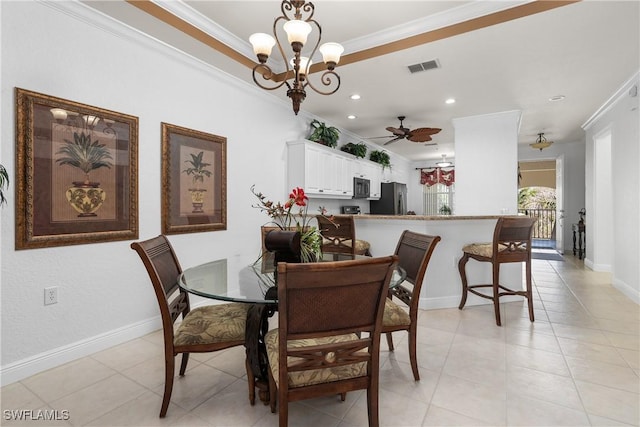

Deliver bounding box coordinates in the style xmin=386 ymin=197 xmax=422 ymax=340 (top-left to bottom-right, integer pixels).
xmin=407 ymin=59 xmax=441 ymax=74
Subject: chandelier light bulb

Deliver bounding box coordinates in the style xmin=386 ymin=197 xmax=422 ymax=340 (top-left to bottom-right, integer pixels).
xmin=319 ymin=42 xmax=344 ymax=69
xmin=249 ymin=33 xmax=276 ymax=62
xmin=283 ymin=20 xmax=312 ymax=47
xmin=291 ymin=56 xmax=312 ymax=75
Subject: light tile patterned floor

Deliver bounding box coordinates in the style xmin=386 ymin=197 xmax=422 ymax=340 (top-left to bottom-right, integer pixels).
xmin=2 ymin=256 xmax=638 ymax=426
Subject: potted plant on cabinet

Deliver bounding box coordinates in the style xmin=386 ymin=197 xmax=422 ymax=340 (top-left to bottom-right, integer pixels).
xmin=183 ymin=151 xmax=212 ymax=213
xmin=369 ymin=150 xmax=391 ymax=170
xmin=0 ymin=163 xmax=8 ymax=206
xmin=340 ymin=142 xmax=367 ymax=158
xmin=308 ymin=119 xmax=340 ymax=148
xmin=55 ymin=132 xmax=113 ymax=217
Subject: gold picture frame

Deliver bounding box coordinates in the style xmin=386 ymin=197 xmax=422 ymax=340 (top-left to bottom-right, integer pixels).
xmin=161 ymin=122 xmax=227 ymax=235
xmin=15 ymin=88 xmax=138 ymax=250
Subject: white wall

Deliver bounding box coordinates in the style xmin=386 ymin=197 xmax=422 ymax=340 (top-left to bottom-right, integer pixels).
xmin=583 ymin=72 xmax=640 ymax=303
xmin=518 ymin=140 xmax=586 ymax=253
xmin=0 ymin=1 xmax=328 ymax=383
xmin=453 ymin=111 xmax=521 ymax=215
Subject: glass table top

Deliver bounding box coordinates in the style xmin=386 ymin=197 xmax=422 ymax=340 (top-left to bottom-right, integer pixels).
xmin=178 ymin=254 xmax=406 ymax=304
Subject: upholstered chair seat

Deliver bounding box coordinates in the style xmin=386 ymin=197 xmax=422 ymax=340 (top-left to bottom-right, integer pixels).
xmin=174 ymin=303 xmax=248 ymax=347
xmin=382 ymin=299 xmax=411 ymax=327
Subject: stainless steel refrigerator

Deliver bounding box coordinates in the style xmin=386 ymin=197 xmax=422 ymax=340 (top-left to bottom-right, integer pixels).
xmin=370 ymin=182 xmax=407 ymax=215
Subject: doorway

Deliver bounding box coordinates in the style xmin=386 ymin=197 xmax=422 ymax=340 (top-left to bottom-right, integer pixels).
xmin=518 ymin=159 xmax=563 ymax=259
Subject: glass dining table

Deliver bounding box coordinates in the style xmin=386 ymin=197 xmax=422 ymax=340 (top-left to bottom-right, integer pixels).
xmin=178 ymin=253 xmax=406 ymax=405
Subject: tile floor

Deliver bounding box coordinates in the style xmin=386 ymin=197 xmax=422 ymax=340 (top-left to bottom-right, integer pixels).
xmin=2 ymin=256 xmax=639 ymax=426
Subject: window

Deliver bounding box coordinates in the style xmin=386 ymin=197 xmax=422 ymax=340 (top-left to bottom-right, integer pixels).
xmin=423 ymin=183 xmax=454 ymax=215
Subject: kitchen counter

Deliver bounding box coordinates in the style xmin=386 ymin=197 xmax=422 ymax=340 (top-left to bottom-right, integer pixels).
xmin=349 ymin=214 xmax=517 ymax=221
xmin=347 ymin=214 xmax=523 ymax=311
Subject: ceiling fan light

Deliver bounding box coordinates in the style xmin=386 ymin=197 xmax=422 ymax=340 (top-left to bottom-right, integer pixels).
xmin=283 ymin=20 xmax=312 ymax=47
xmin=436 ymin=154 xmax=452 ymax=167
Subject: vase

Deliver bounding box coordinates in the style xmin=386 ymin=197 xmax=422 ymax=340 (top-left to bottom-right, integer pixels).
xmin=188 ymin=188 xmax=206 ymax=213
xmin=65 ymin=181 xmax=106 ymax=217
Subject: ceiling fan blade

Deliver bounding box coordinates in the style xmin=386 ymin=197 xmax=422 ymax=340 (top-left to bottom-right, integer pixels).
xmin=410 ymin=127 xmax=442 ymax=136
xmin=407 ymin=127 xmax=442 ymax=142
xmin=386 ymin=126 xmax=406 ymax=136
xmin=408 ymin=134 xmax=433 ymax=143
xmin=383 ymin=136 xmax=403 ymax=145
xmin=366 ymin=135 xmax=397 ymax=139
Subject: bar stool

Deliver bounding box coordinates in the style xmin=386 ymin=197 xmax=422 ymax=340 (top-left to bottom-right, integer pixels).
xmin=316 ymin=215 xmax=371 ymax=256
xmin=458 ymin=217 xmax=537 ymax=326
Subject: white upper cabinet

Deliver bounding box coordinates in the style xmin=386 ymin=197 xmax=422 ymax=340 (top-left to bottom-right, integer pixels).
xmin=287 ymin=140 xmax=356 ymax=199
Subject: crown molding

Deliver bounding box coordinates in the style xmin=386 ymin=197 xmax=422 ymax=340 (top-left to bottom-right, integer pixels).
xmin=582 ymin=70 xmax=640 ymax=130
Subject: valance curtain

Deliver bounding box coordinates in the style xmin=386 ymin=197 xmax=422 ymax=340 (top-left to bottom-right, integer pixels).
xmin=420 ymin=168 xmax=455 ymax=186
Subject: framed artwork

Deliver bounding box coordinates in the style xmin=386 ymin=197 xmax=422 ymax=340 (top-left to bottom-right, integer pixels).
xmin=15 ymin=88 xmax=138 ymax=250
xmin=161 ymin=122 xmax=227 ymax=234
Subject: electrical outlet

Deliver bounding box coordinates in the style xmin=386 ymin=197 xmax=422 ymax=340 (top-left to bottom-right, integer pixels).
xmin=44 ymin=287 xmax=58 ymax=305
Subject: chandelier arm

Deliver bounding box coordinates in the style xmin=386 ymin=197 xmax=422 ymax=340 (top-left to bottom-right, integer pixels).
xmin=252 ymin=64 xmax=287 ymax=91
xmin=272 ymin=15 xmax=293 ymax=78
xmin=305 ymin=70 xmax=341 ymax=95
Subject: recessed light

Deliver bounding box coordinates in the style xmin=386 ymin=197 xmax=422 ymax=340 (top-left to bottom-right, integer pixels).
xmin=350 ymin=94 xmax=361 ymax=100
xmin=549 ymin=95 xmax=565 ymax=102
xmin=445 ymin=98 xmax=456 ymax=104
xmin=347 ymin=115 xmax=357 ymax=120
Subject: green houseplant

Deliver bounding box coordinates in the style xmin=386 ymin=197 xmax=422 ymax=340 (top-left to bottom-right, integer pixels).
xmin=183 ymin=151 xmax=212 ymax=213
xmin=55 ymin=131 xmax=113 ymax=217
xmin=308 ymin=119 xmax=340 ymax=148
xmin=0 ymin=163 xmax=8 ymax=206
xmin=439 ymin=204 xmax=452 ymax=215
xmin=369 ymin=150 xmax=391 ymax=170
xmin=340 ymin=142 xmax=367 ymax=158
xmin=56 ymin=132 xmax=113 ymax=184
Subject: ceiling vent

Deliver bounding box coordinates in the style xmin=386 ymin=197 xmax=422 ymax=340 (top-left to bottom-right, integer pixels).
xmin=407 ymin=59 xmax=440 ymax=74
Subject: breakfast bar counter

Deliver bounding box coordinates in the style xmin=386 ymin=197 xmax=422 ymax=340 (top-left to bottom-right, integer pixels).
xmin=347 ymin=214 xmax=523 ymax=310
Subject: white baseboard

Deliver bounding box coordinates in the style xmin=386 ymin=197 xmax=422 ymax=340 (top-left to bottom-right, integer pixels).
xmin=613 ymin=277 xmax=640 ymax=304
xmin=0 ymin=316 xmax=162 ymax=387
xmin=419 ymin=293 xmax=519 ymax=310
xmin=584 ymin=258 xmax=611 ymax=272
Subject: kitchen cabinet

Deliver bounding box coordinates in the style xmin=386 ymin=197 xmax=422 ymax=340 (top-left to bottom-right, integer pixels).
xmin=287 ymin=140 xmax=353 ymax=199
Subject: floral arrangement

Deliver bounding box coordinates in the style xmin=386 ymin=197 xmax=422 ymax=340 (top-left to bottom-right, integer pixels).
xmin=251 ymin=185 xmax=325 ymax=262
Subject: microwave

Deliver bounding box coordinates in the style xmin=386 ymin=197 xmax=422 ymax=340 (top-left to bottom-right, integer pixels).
xmin=353 ymin=177 xmax=370 ymax=199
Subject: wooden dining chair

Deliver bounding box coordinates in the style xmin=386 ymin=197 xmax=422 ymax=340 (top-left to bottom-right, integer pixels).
xmin=382 ymin=231 xmax=441 ymax=381
xmin=131 ymin=235 xmax=249 ymax=417
xmin=265 ymin=256 xmax=398 ymax=427
xmin=316 ymin=215 xmax=371 ymax=256
xmin=458 ymin=216 xmax=537 ymax=326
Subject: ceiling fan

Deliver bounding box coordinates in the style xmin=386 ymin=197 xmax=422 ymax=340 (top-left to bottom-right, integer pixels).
xmin=369 ymin=116 xmax=441 ymax=145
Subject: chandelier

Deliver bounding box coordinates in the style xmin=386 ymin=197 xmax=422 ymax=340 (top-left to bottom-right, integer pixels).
xmin=249 ymin=0 xmax=344 ymax=115
xmin=530 ymin=132 xmax=553 ymax=151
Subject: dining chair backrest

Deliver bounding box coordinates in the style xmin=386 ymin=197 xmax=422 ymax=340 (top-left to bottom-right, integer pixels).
xmin=131 ymin=235 xmax=190 ymax=329
xmin=394 ymin=231 xmax=441 ymax=289
xmin=278 ymin=256 xmax=397 ymax=338
xmin=492 ymin=217 xmax=537 ymax=263
xmin=316 ymin=215 xmax=357 ymax=255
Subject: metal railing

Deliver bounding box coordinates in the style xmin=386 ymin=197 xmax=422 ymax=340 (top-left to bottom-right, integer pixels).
xmin=518 ymin=208 xmax=556 ymax=239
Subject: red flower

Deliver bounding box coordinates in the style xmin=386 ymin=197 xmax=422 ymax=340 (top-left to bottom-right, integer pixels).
xmin=289 ymin=187 xmax=308 ymax=207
